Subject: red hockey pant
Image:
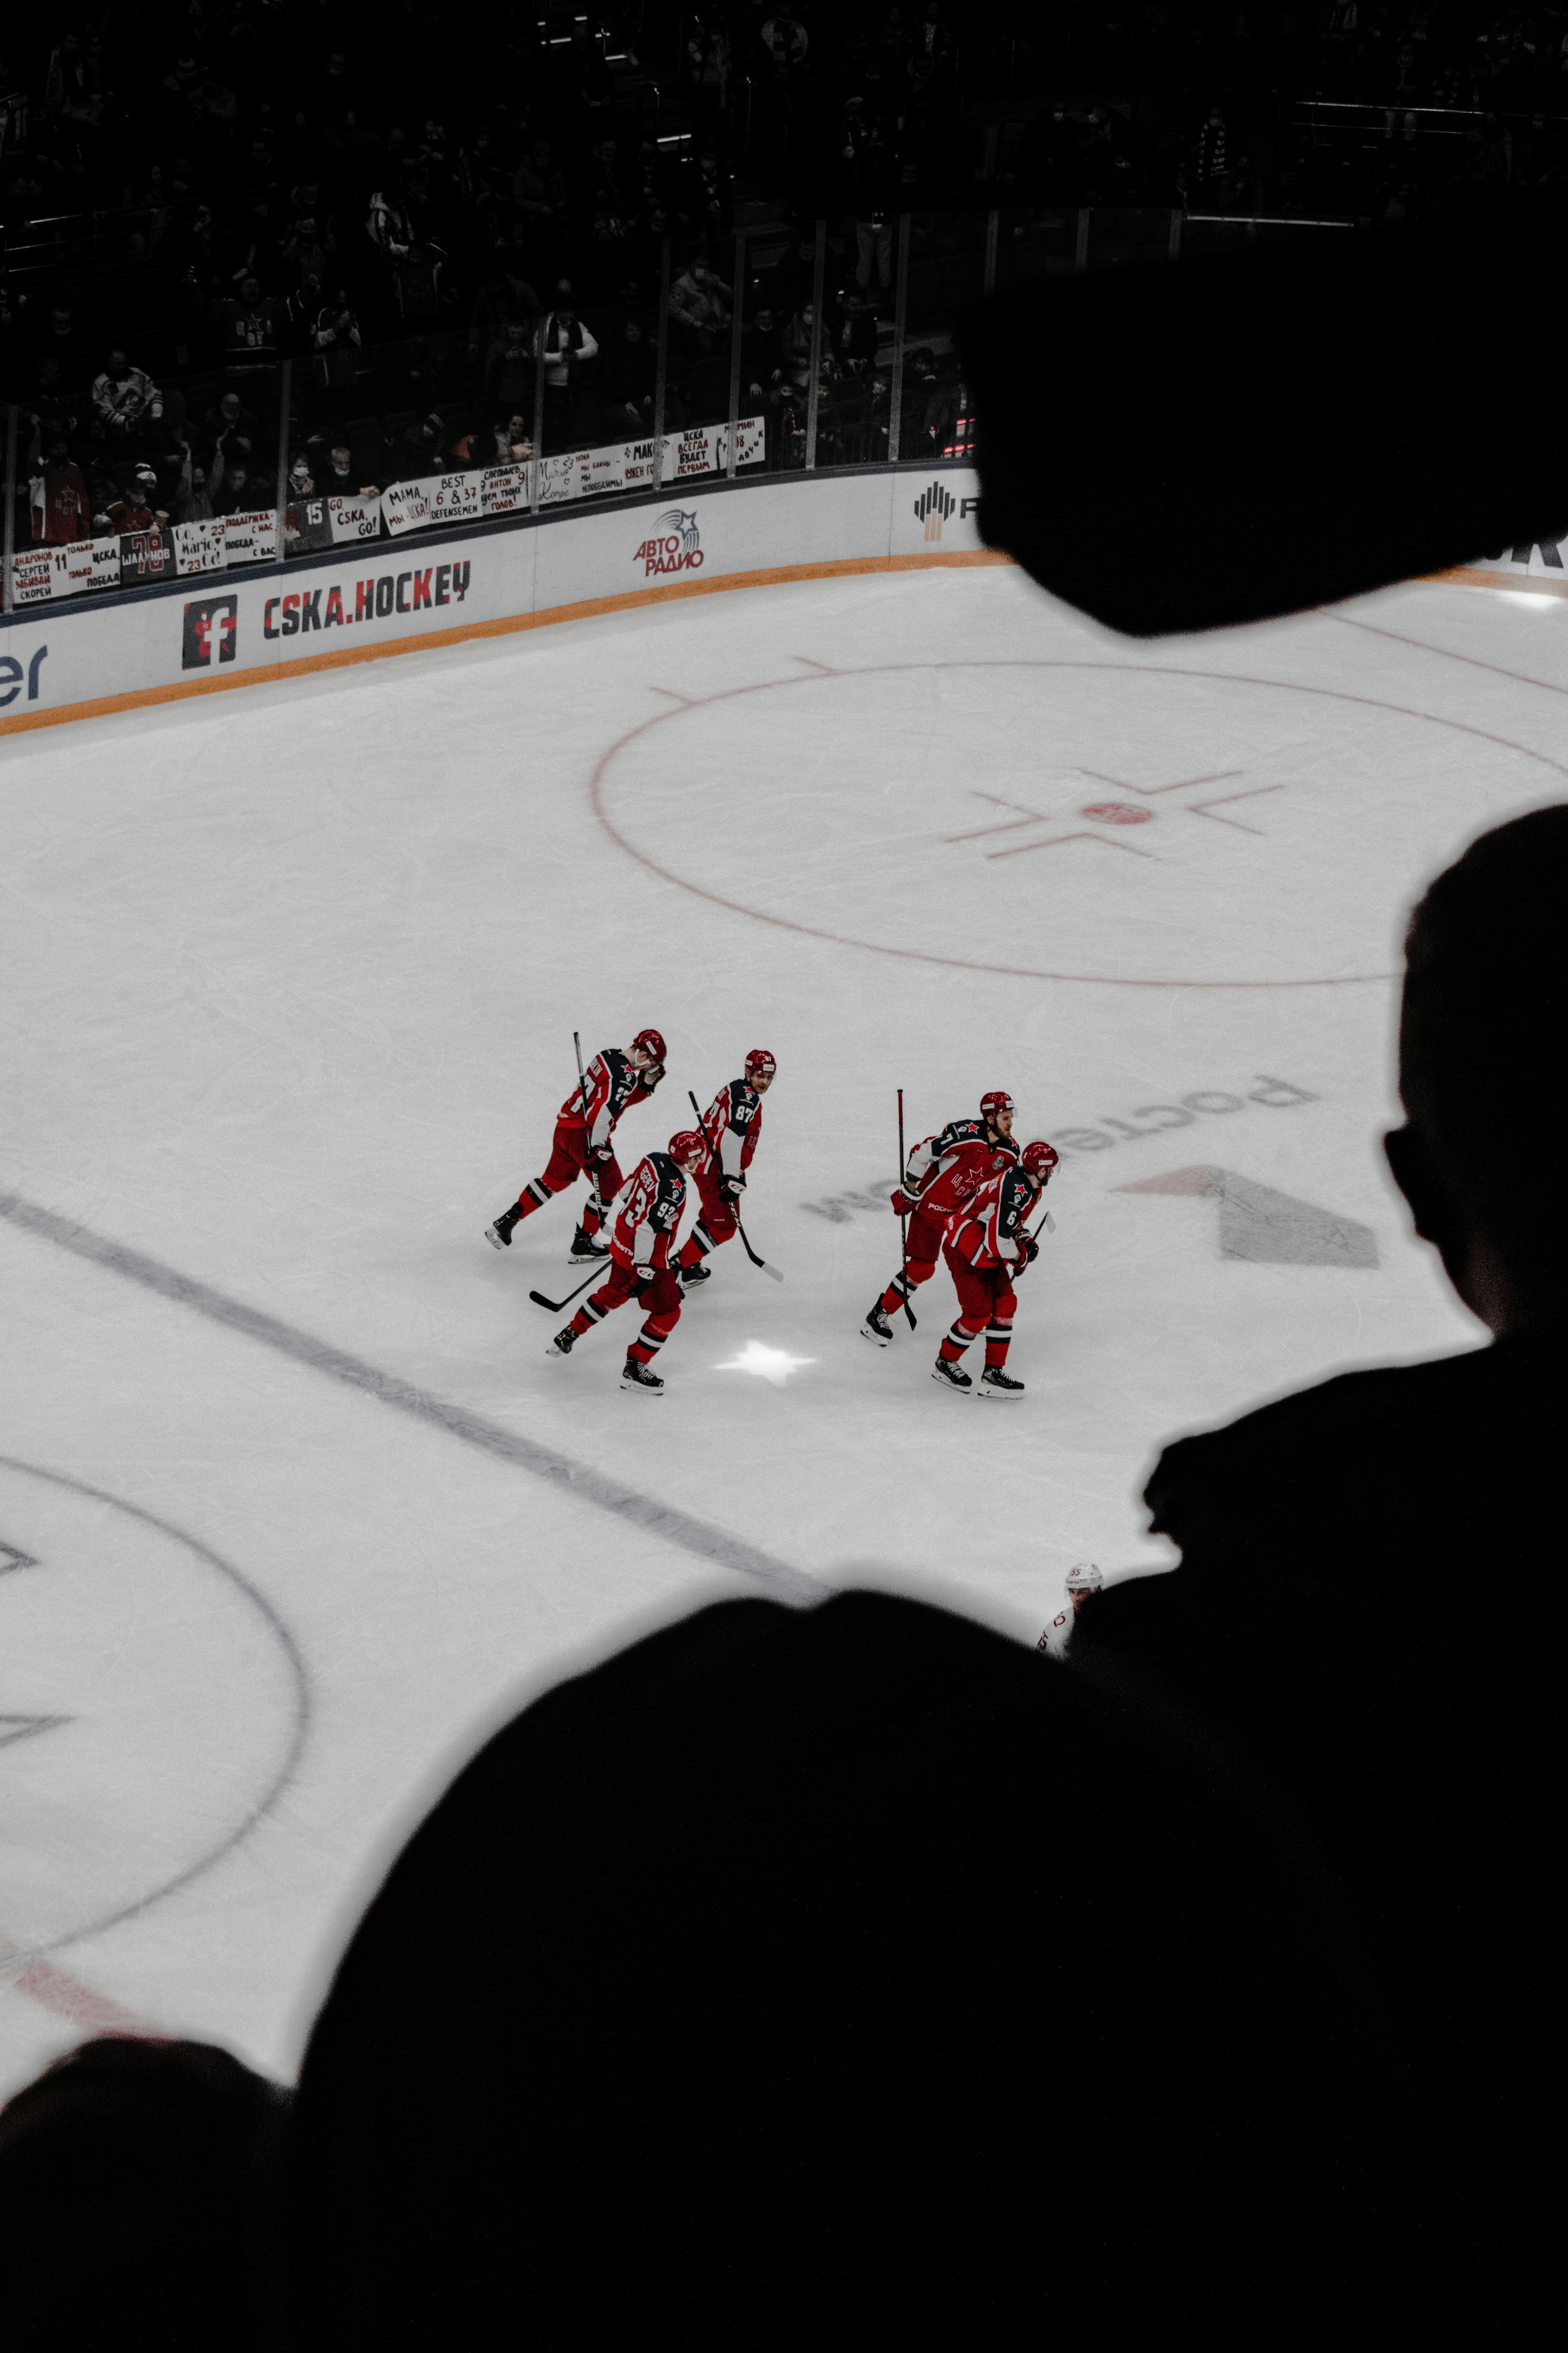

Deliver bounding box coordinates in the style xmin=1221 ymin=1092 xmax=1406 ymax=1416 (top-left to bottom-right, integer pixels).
xmin=567 ymin=1259 xmax=682 ymax=1366
xmin=514 ymin=1120 xmax=622 ymax=1234
xmin=937 ymin=1247 xmax=1016 ymax=1368
xmin=878 ymin=1205 xmax=946 ymax=1315
xmin=678 ymin=1171 xmax=738 ymax=1266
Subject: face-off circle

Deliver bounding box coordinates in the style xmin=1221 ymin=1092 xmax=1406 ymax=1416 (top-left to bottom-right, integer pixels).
xmin=0 ymin=1458 xmax=308 ymax=1955
xmin=590 ymin=659 xmax=1568 ymax=988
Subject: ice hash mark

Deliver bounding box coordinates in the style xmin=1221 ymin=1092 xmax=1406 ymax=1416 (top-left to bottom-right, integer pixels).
xmin=1116 ymin=1166 xmax=1378 ymax=1268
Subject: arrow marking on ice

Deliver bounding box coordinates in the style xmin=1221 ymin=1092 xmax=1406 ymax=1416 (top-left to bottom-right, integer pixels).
xmin=1115 ymin=1165 xmax=1379 ymax=1268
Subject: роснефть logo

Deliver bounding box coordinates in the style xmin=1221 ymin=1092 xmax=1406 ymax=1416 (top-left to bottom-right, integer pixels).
xmin=182 ymin=595 xmax=238 ymax=669
xmin=913 ymin=482 xmax=956 ymax=542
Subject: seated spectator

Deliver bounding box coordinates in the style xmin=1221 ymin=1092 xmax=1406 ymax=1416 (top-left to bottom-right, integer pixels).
xmin=317 ymin=440 xmax=381 ymax=499
xmin=101 ymin=473 xmax=160 ymax=534
xmin=307 ymin=289 xmax=363 ymax=395
xmin=0 ymin=2035 xmax=289 ymax=2349
xmin=598 ymin=314 xmax=656 ymax=433
xmin=169 ymin=442 xmax=221 ymax=524
xmin=91 ymin=348 xmax=164 ymax=442
xmin=1072 ymin=804 xmax=1568 ymax=2337
xmin=284 ymin=1590 xmax=1423 ymax=2346
xmin=667 ymin=256 xmax=732 ymax=348
xmin=35 ymin=302 xmax=90 ymax=391
xmin=26 ymin=426 xmax=91 ymax=543
xmin=780 ymin=299 xmax=816 ymax=388
xmin=211 ymin=460 xmax=257 ymax=517
xmin=214 ymin=274 xmax=289 ymax=369
xmin=393 ymin=412 xmax=449 ymax=478
xmin=538 ymin=302 xmax=599 ymax=446
xmin=199 ymin=390 xmax=262 ymax=473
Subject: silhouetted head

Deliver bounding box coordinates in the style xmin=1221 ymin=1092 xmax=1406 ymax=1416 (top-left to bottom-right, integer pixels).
xmin=285 ymin=1592 xmax=1409 ymax=2346
xmin=1388 ymin=804 xmax=1568 ymax=1329
xmin=0 ymin=2036 xmax=289 ymax=2348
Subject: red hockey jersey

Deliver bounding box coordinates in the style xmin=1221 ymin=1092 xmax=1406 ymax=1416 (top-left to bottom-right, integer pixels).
xmin=947 ymin=1164 xmax=1037 ymax=1269
xmin=611 ymin=1152 xmax=687 ymax=1269
xmin=699 ymin=1077 xmax=763 ymax=1181
xmin=560 ymin=1047 xmax=662 ymax=1150
xmin=900 ymin=1116 xmax=1018 ymax=1218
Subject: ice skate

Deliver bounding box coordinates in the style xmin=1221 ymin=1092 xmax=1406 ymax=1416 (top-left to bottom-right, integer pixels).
xmin=621 ymin=1356 xmax=665 ymax=1395
xmin=860 ymin=1302 xmax=893 ymax=1346
xmin=679 ymin=1259 xmax=712 ymax=1290
xmin=547 ymin=1327 xmax=576 ymax=1359
xmin=486 ymin=1207 xmax=521 ymax=1249
xmin=977 ymin=1366 xmax=1025 ymax=1399
xmin=931 ymin=1356 xmax=973 ymax=1396
xmin=569 ymin=1225 xmax=610 ymax=1265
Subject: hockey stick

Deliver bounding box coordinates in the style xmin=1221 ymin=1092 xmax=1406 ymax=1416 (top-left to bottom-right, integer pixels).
xmin=894 ymin=1088 xmax=916 ymax=1330
xmin=688 ymin=1088 xmax=785 ymax=1284
xmin=528 ymin=1267 xmax=602 ymax=1315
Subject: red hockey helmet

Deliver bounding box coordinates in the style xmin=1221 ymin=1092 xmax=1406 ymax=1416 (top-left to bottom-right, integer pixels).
xmin=1021 ymin=1139 xmax=1059 ymax=1176
xmin=667 ymin=1129 xmax=706 ymax=1166
xmin=633 ymin=1027 xmax=667 ymax=1066
xmin=744 ymin=1047 xmax=776 ymax=1080
xmin=980 ymin=1090 xmax=1015 ymax=1121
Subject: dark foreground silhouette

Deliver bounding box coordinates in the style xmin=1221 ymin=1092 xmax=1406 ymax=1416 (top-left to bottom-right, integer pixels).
xmin=1074 ymin=806 xmax=1567 ymax=2334
xmin=283 ymin=1587 xmax=1436 ymax=2347
xmin=0 ymin=2034 xmax=289 ymax=2350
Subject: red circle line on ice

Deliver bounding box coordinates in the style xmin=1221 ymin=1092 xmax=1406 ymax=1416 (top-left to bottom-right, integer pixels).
xmin=587 ymin=657 xmax=1568 ymax=990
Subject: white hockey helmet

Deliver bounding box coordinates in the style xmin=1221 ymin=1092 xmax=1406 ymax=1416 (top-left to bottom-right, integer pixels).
xmin=1064 ymin=1562 xmax=1103 ymax=1592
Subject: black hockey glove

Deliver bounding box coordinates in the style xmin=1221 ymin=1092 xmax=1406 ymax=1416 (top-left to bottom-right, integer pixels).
xmin=1018 ymin=1235 xmax=1040 ymax=1266
xmin=585 ymin=1143 xmax=614 ymax=1167
xmin=720 ymin=1174 xmax=746 ymax=1201
xmin=641 ymin=1065 xmax=665 ymax=1093
xmin=633 ymin=1262 xmax=655 ymax=1284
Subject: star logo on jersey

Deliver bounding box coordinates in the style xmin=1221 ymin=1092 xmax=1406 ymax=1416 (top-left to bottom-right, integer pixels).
xmin=943 ymin=765 xmax=1285 ymax=861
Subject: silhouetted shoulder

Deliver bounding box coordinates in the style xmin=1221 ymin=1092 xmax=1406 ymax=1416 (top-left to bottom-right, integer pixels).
xmin=1145 ymin=1330 xmax=1564 ymax=1580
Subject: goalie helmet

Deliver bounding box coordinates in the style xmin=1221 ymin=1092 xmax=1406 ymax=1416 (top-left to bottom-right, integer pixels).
xmin=744 ymin=1047 xmax=776 ymax=1080
xmin=980 ymin=1090 xmax=1015 ymax=1121
xmin=1021 ymin=1140 xmax=1059 ymax=1176
xmin=633 ymin=1027 xmax=667 ymax=1066
xmin=1064 ymin=1562 xmax=1103 ymax=1593
xmin=667 ymin=1129 xmax=706 ymax=1166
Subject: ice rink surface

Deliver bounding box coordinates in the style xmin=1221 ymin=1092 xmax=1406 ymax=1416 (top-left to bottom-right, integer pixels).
xmin=4 ymin=559 xmax=1565 ymax=2097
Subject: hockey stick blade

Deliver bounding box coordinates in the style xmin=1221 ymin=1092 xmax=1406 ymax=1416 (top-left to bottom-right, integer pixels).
xmin=528 ymin=1269 xmax=601 ymax=1315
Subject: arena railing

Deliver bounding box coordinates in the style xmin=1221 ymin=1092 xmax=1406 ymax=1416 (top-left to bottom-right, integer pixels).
xmin=1 ymin=204 xmax=1192 ymax=618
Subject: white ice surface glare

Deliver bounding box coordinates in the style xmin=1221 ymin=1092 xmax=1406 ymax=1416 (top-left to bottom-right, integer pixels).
xmin=3 ymin=563 xmax=1561 ymax=2097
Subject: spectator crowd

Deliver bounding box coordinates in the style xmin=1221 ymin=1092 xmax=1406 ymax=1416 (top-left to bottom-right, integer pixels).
xmin=5 ymin=3 xmax=1568 ymax=552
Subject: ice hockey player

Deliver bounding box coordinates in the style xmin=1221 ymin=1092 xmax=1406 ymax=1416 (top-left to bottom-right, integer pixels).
xmin=486 ymin=1030 xmax=667 ymax=1263
xmin=932 ymin=1138 xmax=1059 ymax=1397
xmin=546 ymin=1130 xmax=706 ymax=1393
xmin=861 ymin=1091 xmax=1020 ymax=1345
xmin=675 ymin=1048 xmax=776 ymax=1292
xmin=1037 ymin=1562 xmax=1104 ymax=1657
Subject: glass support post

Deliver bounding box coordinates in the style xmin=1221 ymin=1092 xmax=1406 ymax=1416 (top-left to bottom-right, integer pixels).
xmin=530 ymin=304 xmax=548 ymax=514
xmin=804 ymin=218 xmax=827 ymax=470
xmin=727 ymin=228 xmax=745 ymax=479
xmin=2 ymin=404 xmax=16 ymax=613
xmin=274 ymin=361 xmax=292 ymax=563
xmin=653 ymin=237 xmax=671 ymax=490
xmin=888 ymin=215 xmax=911 ymax=464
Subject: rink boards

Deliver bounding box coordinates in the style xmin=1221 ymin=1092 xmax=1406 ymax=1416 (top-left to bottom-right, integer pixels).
xmin=0 ymin=464 xmax=1000 ymax=737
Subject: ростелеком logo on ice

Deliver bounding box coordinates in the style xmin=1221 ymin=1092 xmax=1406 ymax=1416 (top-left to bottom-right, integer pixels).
xmin=634 ymin=509 xmax=704 ymax=578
